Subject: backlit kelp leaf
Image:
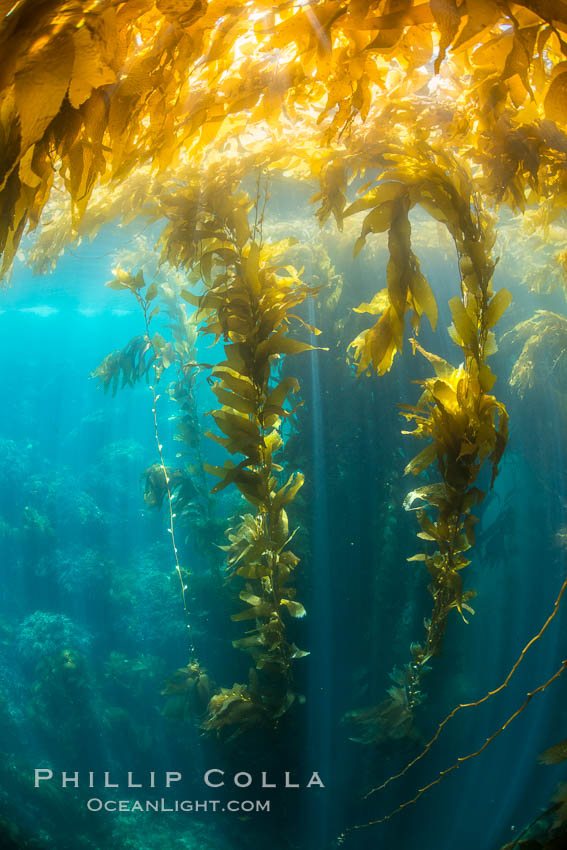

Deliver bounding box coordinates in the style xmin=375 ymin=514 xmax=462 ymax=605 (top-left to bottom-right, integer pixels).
xmin=353 ymin=289 xmax=390 ymax=315
xmin=478 ymin=363 xmax=496 ymax=392
xmin=545 ymin=72 xmax=567 ymax=123
xmin=279 ymin=550 xmax=300 ymax=569
xmin=264 ymin=377 xmax=300 ymax=417
xmin=180 ymin=289 xmax=201 ymax=307
xmin=232 ymin=634 xmax=265 ymax=650
xmin=485 ymin=287 xmax=512 ymax=328
xmin=343 ymin=182 xmax=406 ymax=219
xmin=280 ymin=599 xmax=306 ymax=618
xmin=411 ymin=340 xmax=454 ymax=380
xmin=211 ymin=384 xmax=257 ymax=415
xmin=212 ymin=367 xmax=256 ymax=399
xmin=539 ymin=739 xmax=567 ymax=765
xmin=405 ymin=442 xmax=437 ymax=476
xmin=233 ymin=469 xmax=267 ymax=507
xmin=205 ymin=459 xmax=239 ymax=484
xmin=349 ymin=310 xmax=397 ymax=376
xmin=409 ymin=270 xmax=438 ymax=330
xmin=14 ymin=32 xmax=75 ymax=153
xmin=242 ymin=241 xmax=261 ymax=296
xmin=431 ymin=0 xmax=461 ymax=72
xmin=449 ymin=297 xmax=477 ymax=348
xmin=361 ymin=201 xmax=396 ymax=238
xmin=256 ymin=333 xmax=323 ymax=359
xmin=209 ymin=409 xmax=261 ymax=444
xmin=221 ymin=343 xmax=249 ymax=376
xmin=232 ymin=601 xmax=275 ymax=621
xmin=235 ymin=563 xmax=270 ymax=579
xmin=387 ymin=196 xmax=413 ymax=316
xmin=271 ymin=472 xmax=305 ymax=516
xmin=68 ymin=27 xmax=116 ymax=109
xmin=259 ymin=238 xmax=298 ymax=264
xmin=404 ymin=483 xmax=449 ymax=510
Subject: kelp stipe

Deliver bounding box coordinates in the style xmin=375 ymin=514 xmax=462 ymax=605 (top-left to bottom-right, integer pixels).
xmin=159 ymin=176 xmax=326 ymax=735
xmin=366 ymin=575 xmax=567 ymax=799
xmin=92 ymin=266 xmax=200 ymax=663
xmin=337 ymin=148 xmax=510 ymax=742
xmin=338 ymin=657 xmax=567 ymax=843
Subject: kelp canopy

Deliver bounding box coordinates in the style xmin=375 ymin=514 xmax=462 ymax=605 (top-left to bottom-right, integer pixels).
xmin=2 ymin=0 xmax=567 ymax=274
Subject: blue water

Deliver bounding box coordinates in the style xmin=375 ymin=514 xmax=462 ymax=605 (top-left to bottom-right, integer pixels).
xmin=1 ymin=221 xmax=566 ymax=850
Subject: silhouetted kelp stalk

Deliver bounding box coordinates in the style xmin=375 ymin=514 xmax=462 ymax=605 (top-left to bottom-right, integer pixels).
xmin=337 ymin=657 xmax=567 ymax=843
xmin=364 ymin=575 xmax=567 ymax=799
xmin=320 ymin=146 xmax=510 ymax=743
xmin=93 ymin=267 xmax=198 ymax=660
xmin=159 ymin=175 xmax=326 ymax=735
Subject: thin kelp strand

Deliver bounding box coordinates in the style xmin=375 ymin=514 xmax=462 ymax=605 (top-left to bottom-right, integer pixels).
xmin=366 ymin=576 xmax=567 ymax=799
xmin=338 ymin=659 xmax=567 ymax=842
xmin=138 ymin=290 xmax=195 ymax=659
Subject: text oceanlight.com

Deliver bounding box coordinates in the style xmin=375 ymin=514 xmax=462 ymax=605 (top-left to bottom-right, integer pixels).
xmin=86 ymin=799 xmax=271 ymax=813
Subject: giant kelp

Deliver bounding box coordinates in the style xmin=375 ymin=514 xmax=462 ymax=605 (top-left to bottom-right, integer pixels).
xmin=340 ymin=147 xmax=510 ymax=741
xmin=165 ymin=178 xmax=322 ymax=732
xmin=5 ymin=0 xmax=567 ymax=281
xmin=4 ymin=0 xmax=567 ymax=841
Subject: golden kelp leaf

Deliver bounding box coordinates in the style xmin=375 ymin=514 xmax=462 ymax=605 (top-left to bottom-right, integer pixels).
xmin=68 ymin=28 xmax=116 ymax=109
xmin=539 ymin=739 xmax=567 ymax=765
xmin=212 ymin=367 xmax=256 ymax=399
xmin=349 ymin=309 xmax=398 ymax=376
xmin=271 ymin=472 xmax=304 ymax=515
xmin=280 ymin=599 xmax=306 ymax=618
xmin=362 ymin=202 xmax=395 ymax=237
xmin=411 ymin=340 xmax=454 ymax=379
xmin=485 ymin=287 xmax=512 ymax=328
xmin=485 ymin=330 xmax=498 ymax=357
xmin=432 ymin=378 xmax=457 ymax=408
xmin=404 ymin=483 xmax=448 ymax=509
xmin=234 ymin=469 xmax=266 ymax=506
xmin=431 ymin=0 xmax=461 ymax=73
xmin=343 ymin=182 xmax=405 ymax=218
xmin=449 ymin=297 xmax=477 ymax=347
xmin=353 ymin=236 xmax=366 ymax=258
xmin=211 ymin=384 xmax=257 ymax=415
xmin=180 ymin=289 xmax=201 ymax=307
xmin=256 ymin=333 xmax=323 ymax=359
xmin=453 ymin=0 xmax=501 ymax=51
xmin=410 ymin=270 xmax=438 ymax=330
xmin=232 ymin=602 xmax=274 ymax=621
xmin=232 ymin=634 xmax=265 ymax=649
xmin=545 ymin=72 xmax=567 ymax=125
xmin=405 ymin=442 xmax=437 ymax=476
xmin=14 ymin=33 xmax=75 ymax=153
xmin=264 ymin=377 xmax=299 ymax=414
xmin=471 ymin=32 xmax=513 ymax=69
xmin=260 ymin=238 xmax=298 ymax=264
xmin=210 ymin=409 xmax=260 ymax=443
xmin=243 ymin=241 xmax=261 ymax=296
xmin=478 ymin=363 xmax=496 ymax=391
xmin=353 ymin=289 xmax=389 ymax=315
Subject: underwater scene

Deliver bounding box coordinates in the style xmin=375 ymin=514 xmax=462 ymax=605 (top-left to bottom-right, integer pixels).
xmin=2 ymin=2 xmax=567 ymax=849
